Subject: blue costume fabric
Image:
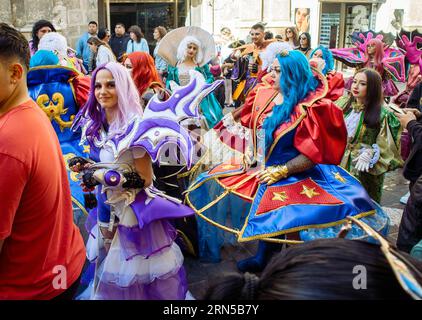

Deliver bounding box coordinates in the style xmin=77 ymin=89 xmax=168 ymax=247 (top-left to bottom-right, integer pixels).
xmin=27 ymin=66 xmax=90 ymax=214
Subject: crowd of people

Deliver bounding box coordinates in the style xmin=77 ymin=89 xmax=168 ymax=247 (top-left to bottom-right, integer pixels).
xmin=0 ymin=17 xmax=422 ymax=301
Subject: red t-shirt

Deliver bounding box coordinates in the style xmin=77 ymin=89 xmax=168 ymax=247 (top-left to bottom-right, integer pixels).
xmin=0 ymin=100 xmax=86 ymax=299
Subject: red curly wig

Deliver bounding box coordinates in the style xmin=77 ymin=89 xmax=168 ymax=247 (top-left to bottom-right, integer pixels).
xmin=125 ymin=52 xmax=163 ymax=96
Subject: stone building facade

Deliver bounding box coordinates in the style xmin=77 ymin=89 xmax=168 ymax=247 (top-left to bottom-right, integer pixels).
xmin=0 ymin=0 xmax=98 ymax=49
xmin=0 ymin=0 xmax=421 ymax=50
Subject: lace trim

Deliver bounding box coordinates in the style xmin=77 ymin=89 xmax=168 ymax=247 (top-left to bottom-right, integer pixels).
xmin=222 ymin=113 xmax=250 ymax=140
xmin=344 ymin=110 xmax=362 ymax=139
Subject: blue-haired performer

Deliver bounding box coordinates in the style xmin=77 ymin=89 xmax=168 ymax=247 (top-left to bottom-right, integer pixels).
xmin=185 ymin=50 xmax=389 ymax=272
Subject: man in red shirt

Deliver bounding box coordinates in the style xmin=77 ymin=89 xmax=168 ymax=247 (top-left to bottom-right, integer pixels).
xmin=0 ymin=23 xmax=86 ymax=299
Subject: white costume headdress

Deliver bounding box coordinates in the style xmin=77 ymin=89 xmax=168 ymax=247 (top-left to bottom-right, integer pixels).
xmin=39 ymin=32 xmax=68 ymax=58
xmin=157 ymin=26 xmax=216 ymax=67
xmin=260 ymin=42 xmax=292 ymax=72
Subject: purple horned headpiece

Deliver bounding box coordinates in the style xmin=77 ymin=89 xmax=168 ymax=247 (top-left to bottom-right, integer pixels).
xmin=117 ymin=69 xmax=223 ymax=169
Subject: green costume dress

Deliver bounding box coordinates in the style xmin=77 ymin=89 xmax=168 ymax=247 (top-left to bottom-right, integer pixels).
xmin=336 ymin=96 xmax=403 ymax=202
xmin=166 ymin=64 xmax=223 ymax=129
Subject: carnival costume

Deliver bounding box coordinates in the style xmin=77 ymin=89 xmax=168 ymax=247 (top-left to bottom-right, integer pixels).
xmin=182 ymin=42 xmax=292 ymax=187
xmin=393 ymin=30 xmax=422 ymax=108
xmin=38 ymin=32 xmax=86 ymax=73
xmin=231 ymin=39 xmax=275 ymax=104
xmin=27 ymin=58 xmax=91 ymax=215
xmin=157 ymin=26 xmax=223 ymax=129
xmin=331 ymin=31 xmax=406 ymax=98
xmin=184 ymin=51 xmax=389 ymax=264
xmin=72 ymin=67 xmax=222 ymax=299
xmin=336 ymin=96 xmax=403 ymax=203
xmin=309 ymin=45 xmax=345 ymax=102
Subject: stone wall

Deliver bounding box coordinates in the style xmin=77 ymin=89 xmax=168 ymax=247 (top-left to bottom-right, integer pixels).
xmin=0 ymin=0 xmax=98 ymax=49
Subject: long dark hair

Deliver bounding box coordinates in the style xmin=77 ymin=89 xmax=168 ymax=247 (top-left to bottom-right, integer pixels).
xmin=31 ymin=20 xmax=56 ymax=52
xmin=128 ymin=25 xmax=144 ymax=43
xmin=204 ymin=238 xmax=422 ymax=300
xmin=344 ymin=68 xmax=383 ymax=129
xmin=298 ymin=32 xmax=311 ymax=50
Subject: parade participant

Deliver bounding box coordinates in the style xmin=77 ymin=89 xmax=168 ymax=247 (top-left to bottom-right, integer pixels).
xmin=336 ymin=68 xmax=403 ymax=203
xmin=309 ymin=45 xmax=344 ymax=101
xmin=87 ymin=36 xmax=116 ymax=70
xmin=185 ymin=51 xmax=389 ymax=270
xmin=109 ymin=22 xmax=130 ymax=62
xmin=295 ymin=32 xmax=312 ymax=59
xmin=123 ymin=51 xmax=165 ymax=106
xmin=393 ymin=31 xmax=422 ymax=109
xmin=230 ymin=23 xmax=274 ymax=105
xmin=331 ymin=31 xmax=405 ymax=101
xmin=158 ymin=26 xmax=223 ymax=129
xmin=29 ymin=19 xmax=56 ymax=56
xmin=285 ymin=27 xmax=299 ymax=49
xmin=126 ymin=25 xmax=149 ymax=54
xmin=204 ymin=236 xmax=422 ymax=300
xmin=27 ymin=49 xmax=91 ymax=215
xmin=70 ymin=62 xmax=196 ymax=300
xmin=76 ymin=21 xmax=98 ymax=71
xmin=38 ymin=32 xmax=85 ymax=73
xmin=153 ymin=26 xmax=168 ymax=80
xmin=182 ymin=42 xmax=292 ymax=186
xmin=396 ymin=107 xmax=422 ymax=253
xmin=0 ymin=23 xmax=85 ymax=300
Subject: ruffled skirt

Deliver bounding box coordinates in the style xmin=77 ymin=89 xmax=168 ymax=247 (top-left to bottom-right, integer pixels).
xmin=81 ymin=201 xmax=189 ymax=300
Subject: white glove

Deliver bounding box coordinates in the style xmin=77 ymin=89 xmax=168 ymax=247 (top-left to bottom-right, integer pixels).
xmin=352 ymin=144 xmax=380 ymax=172
xmin=353 ymin=148 xmax=373 ymax=172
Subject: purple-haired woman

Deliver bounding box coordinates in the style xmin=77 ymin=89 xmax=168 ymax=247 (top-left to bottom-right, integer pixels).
xmin=70 ymin=62 xmax=193 ymax=300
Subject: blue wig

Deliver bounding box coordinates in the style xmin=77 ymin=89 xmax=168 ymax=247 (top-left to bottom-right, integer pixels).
xmin=29 ymin=50 xmax=59 ymax=68
xmin=310 ymin=45 xmax=334 ymax=76
xmin=263 ymin=50 xmax=318 ymax=152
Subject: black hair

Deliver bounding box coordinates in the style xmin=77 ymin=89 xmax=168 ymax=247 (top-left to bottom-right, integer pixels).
xmin=115 ymin=22 xmax=126 ymax=29
xmin=88 ymin=21 xmax=98 ymax=26
xmin=299 ymin=32 xmax=311 ymax=48
xmin=264 ymin=31 xmax=274 ymax=40
xmin=31 ymin=19 xmax=56 ymax=52
xmin=0 ymin=23 xmax=30 ymax=70
xmin=204 ymin=238 xmax=422 ymax=300
xmin=344 ymin=68 xmax=383 ymax=129
xmin=251 ymin=23 xmax=265 ymax=32
xmin=97 ymin=27 xmax=110 ymax=41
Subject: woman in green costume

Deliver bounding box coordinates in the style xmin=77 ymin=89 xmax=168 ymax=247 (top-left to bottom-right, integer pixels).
xmin=157 ymin=26 xmax=223 ymax=129
xmin=336 ymin=68 xmax=403 ymax=203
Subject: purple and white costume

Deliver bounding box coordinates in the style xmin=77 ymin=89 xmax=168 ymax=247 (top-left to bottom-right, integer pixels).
xmin=74 ymin=70 xmax=222 ymax=300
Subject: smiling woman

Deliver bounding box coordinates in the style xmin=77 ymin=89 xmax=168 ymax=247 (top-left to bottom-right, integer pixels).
xmin=71 ymin=61 xmax=194 ymax=300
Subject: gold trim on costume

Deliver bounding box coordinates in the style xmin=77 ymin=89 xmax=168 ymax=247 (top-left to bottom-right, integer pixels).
xmin=72 ymin=196 xmax=88 ymax=216
xmin=238 ymin=209 xmax=376 ymax=242
xmin=266 ymin=68 xmax=329 ymax=160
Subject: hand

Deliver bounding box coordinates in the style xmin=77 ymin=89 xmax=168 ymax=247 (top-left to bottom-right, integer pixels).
xmin=353 ymin=148 xmax=373 ymax=172
xmin=82 ymin=169 xmax=99 ymax=189
xmin=300 ymin=14 xmax=310 ymax=33
xmin=309 ymin=57 xmax=326 ymax=73
xmin=396 ymin=111 xmax=417 ymax=128
xmin=402 ymin=108 xmax=422 ymax=119
xmin=68 ymin=156 xmax=92 ymax=173
xmin=257 ymin=165 xmax=288 ymax=185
